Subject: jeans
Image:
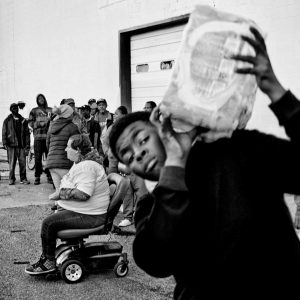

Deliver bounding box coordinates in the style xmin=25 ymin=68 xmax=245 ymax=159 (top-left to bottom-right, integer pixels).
xmin=34 ymin=139 xmax=50 ymax=178
xmin=41 ymin=209 xmax=107 ymax=259
xmin=122 ymin=177 xmax=134 ymax=220
xmin=7 ymin=146 xmax=27 ymax=181
xmin=122 ymin=173 xmax=148 ymax=221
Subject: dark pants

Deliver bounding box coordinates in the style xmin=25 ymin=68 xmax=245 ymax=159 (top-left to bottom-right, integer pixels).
xmin=122 ymin=177 xmax=134 ymax=220
xmin=34 ymin=139 xmax=50 ymax=178
xmin=41 ymin=209 xmax=107 ymax=259
xmin=122 ymin=173 xmax=148 ymax=221
xmin=7 ymin=146 xmax=27 ymax=181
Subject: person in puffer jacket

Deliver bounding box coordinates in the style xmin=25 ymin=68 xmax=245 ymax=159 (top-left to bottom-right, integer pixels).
xmin=46 ymin=104 xmax=79 ymax=200
xmin=28 ymin=94 xmax=53 ymax=185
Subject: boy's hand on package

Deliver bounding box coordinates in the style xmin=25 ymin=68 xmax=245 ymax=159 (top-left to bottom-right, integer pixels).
xmin=150 ymin=107 xmax=196 ymax=167
xmin=231 ymin=26 xmax=286 ymax=102
xmin=294 ymin=206 xmax=300 ymax=230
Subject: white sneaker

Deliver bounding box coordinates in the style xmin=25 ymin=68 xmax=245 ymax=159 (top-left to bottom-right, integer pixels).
xmin=49 ymin=191 xmax=60 ymax=200
xmin=118 ymin=219 xmax=132 ymax=227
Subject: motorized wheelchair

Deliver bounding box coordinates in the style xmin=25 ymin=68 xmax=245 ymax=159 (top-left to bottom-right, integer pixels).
xmin=45 ymin=172 xmax=130 ymax=283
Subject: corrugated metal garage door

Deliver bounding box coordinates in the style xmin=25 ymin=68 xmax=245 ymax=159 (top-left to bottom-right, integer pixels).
xmin=130 ymin=24 xmax=186 ymax=112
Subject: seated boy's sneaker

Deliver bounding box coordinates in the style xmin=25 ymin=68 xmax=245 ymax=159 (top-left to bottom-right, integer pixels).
xmin=49 ymin=191 xmax=60 ymax=200
xmin=25 ymin=255 xmax=56 ymax=275
xmin=34 ymin=177 xmax=40 ymax=185
xmin=118 ymin=219 xmax=132 ymax=227
xmin=51 ymin=205 xmax=58 ymax=211
xmin=20 ymin=179 xmax=30 ymax=184
xmin=47 ymin=177 xmax=53 ymax=184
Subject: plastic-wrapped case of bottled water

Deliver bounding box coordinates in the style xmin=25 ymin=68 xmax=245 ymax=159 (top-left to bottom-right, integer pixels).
xmin=160 ymin=5 xmax=262 ymax=141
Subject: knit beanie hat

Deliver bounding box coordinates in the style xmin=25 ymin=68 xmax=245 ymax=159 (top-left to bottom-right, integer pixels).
xmin=52 ymin=104 xmax=73 ymax=119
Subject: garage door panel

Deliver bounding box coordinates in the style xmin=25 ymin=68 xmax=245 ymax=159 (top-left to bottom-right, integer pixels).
xmin=131 ymin=24 xmax=185 ymax=42
xmin=131 ymin=30 xmax=184 ymax=50
xmin=130 ymin=23 xmax=187 ymax=110
xmin=131 ymin=43 xmax=181 ymax=64
xmin=132 ymin=86 xmax=168 ymax=98
xmin=131 ymin=71 xmax=172 ymax=88
xmin=131 ymin=61 xmax=175 ymax=74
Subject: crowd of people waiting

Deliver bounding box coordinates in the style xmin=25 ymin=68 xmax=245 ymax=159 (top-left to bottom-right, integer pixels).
xmin=2 ymin=95 xmax=157 ymax=229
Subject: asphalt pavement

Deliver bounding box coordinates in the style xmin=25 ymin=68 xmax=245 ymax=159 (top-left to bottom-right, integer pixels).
xmin=0 ymin=150 xmax=175 ymax=300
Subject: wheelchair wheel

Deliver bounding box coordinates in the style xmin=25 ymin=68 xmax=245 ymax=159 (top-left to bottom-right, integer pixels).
xmin=114 ymin=261 xmax=129 ymax=277
xmin=27 ymin=152 xmax=35 ymax=170
xmin=60 ymin=259 xmax=85 ymax=284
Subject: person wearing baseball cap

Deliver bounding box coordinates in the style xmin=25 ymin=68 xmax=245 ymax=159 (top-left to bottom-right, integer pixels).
xmin=64 ymin=98 xmax=75 ymax=107
xmin=64 ymin=98 xmax=88 ymax=134
xmin=88 ymin=98 xmax=96 ymax=107
xmin=90 ymin=103 xmax=98 ymax=117
xmin=81 ymin=105 xmax=104 ymax=158
xmin=2 ymin=103 xmax=30 ymax=185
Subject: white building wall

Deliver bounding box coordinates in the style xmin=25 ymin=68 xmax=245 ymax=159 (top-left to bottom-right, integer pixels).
xmin=0 ymin=0 xmax=110 ymax=128
xmin=1 ymin=0 xmax=300 ymax=140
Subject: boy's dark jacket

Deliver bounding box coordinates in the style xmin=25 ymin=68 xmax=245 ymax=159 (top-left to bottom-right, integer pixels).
xmin=133 ymin=91 xmax=300 ymax=299
xmin=2 ymin=114 xmax=30 ymax=149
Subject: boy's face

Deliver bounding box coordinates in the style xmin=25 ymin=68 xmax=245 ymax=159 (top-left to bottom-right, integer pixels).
xmin=11 ymin=106 xmax=19 ymax=115
xmin=144 ymin=102 xmax=153 ymax=113
xmin=97 ymin=102 xmax=107 ymax=113
xmin=82 ymin=109 xmax=90 ymax=118
xmin=37 ymin=96 xmax=45 ymax=106
xmin=116 ymin=121 xmax=166 ymax=181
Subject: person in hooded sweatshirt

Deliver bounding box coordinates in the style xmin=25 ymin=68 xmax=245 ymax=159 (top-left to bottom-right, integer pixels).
xmin=28 ymin=94 xmax=53 ymax=185
xmin=46 ymin=104 xmax=79 ymax=200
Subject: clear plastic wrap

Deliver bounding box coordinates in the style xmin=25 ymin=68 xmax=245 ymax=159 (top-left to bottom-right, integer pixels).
xmin=160 ymin=5 xmax=262 ymax=140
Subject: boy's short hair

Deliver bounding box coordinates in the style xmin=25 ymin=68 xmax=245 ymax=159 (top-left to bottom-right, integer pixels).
xmin=109 ymin=111 xmax=151 ymax=161
xmin=10 ymin=103 xmax=18 ymax=111
xmin=146 ymin=101 xmax=157 ymax=109
xmin=81 ymin=104 xmax=91 ymax=112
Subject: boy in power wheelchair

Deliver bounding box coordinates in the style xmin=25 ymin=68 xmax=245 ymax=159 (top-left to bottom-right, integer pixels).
xmin=25 ymin=134 xmax=129 ymax=282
